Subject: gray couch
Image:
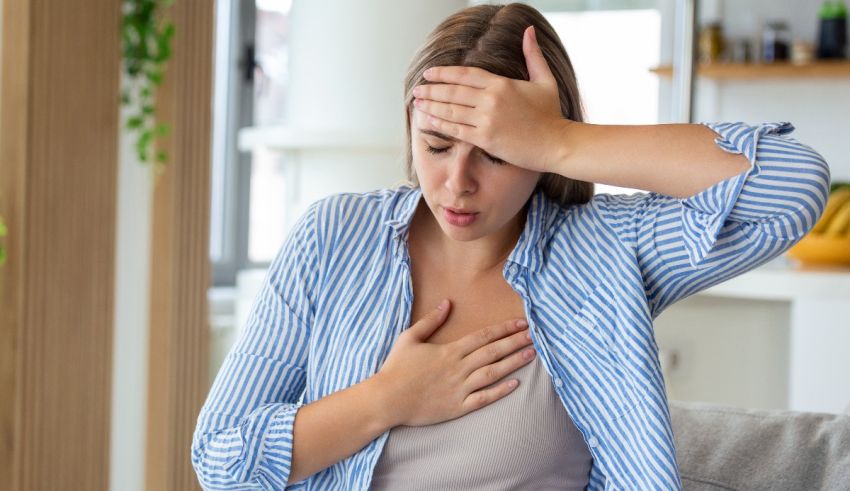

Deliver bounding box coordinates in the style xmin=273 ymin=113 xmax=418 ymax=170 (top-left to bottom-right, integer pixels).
xmin=669 ymin=400 xmax=850 ymax=490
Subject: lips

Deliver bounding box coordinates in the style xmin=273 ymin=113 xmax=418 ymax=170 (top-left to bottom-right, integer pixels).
xmin=445 ymin=206 xmax=477 ymax=215
xmin=443 ymin=207 xmax=479 ymax=227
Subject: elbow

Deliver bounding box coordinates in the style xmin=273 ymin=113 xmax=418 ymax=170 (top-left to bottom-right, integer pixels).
xmin=802 ymin=150 xmax=832 ymax=234
xmin=190 ymin=433 xmax=218 ymax=490
xmin=776 ymin=146 xmax=832 ymax=239
xmin=190 ymin=429 xmax=245 ymax=491
xmin=814 ymin=151 xmax=832 ymax=221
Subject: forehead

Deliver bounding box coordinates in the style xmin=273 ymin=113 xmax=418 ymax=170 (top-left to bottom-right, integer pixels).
xmin=411 ymin=108 xmax=458 ymax=142
xmin=411 ymin=107 xmax=429 ymax=131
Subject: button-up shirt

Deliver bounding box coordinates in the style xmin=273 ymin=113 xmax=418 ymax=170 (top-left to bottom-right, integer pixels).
xmin=192 ymin=121 xmax=831 ymax=490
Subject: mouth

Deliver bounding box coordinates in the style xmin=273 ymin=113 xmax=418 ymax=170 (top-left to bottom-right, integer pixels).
xmin=442 ymin=206 xmax=479 ymax=227
xmin=444 ymin=206 xmax=478 ymax=215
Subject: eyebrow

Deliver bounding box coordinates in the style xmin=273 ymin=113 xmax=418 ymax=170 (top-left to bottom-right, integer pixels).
xmin=419 ymin=128 xmax=458 ymax=142
xmin=418 ymin=128 xmax=503 ymax=162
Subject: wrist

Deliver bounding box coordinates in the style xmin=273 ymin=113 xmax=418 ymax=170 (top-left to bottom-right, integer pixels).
xmin=363 ymin=372 xmax=403 ymax=431
xmin=547 ymin=118 xmax=582 ymax=177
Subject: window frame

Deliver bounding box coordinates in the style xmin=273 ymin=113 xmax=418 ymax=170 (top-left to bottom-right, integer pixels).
xmin=211 ymin=0 xmax=257 ymax=286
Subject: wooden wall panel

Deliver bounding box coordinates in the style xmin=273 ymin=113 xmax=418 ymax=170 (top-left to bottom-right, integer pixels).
xmin=0 ymin=0 xmax=121 ymax=489
xmin=145 ymin=1 xmax=214 ymax=490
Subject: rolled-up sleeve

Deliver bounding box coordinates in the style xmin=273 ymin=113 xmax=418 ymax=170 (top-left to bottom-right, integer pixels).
xmin=593 ymin=121 xmax=831 ymax=319
xmin=191 ymin=200 xmax=322 ymax=490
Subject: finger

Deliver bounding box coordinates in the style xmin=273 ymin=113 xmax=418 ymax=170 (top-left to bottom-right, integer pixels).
xmin=523 ymin=25 xmax=556 ymax=84
xmin=453 ymin=319 xmax=528 ymax=357
xmin=406 ymin=299 xmax=451 ymax=341
xmin=463 ymin=345 xmax=535 ymax=394
xmin=424 ymin=113 xmax=477 ymax=144
xmin=414 ymin=98 xmax=478 ymax=127
xmin=423 ymin=65 xmax=493 ymax=89
xmin=459 ymin=326 xmax=533 ymax=375
xmin=413 ymin=83 xmax=485 ymax=108
xmin=461 ymin=377 xmax=520 ymax=414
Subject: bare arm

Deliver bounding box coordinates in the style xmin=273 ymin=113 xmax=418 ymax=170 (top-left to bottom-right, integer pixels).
xmin=287 ymin=375 xmax=397 ymax=485
xmin=550 ymin=121 xmax=751 ymax=199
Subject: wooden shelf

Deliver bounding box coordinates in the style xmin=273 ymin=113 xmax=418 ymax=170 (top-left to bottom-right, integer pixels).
xmin=650 ymin=60 xmax=850 ymax=79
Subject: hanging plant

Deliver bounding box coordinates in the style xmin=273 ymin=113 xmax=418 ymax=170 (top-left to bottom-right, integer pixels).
xmin=121 ymin=0 xmax=176 ymax=171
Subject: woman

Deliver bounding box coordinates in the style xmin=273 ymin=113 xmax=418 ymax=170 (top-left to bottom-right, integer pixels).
xmin=191 ymin=3 xmax=831 ymax=490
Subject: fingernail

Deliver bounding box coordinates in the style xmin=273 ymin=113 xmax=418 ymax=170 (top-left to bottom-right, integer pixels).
xmin=516 ymin=320 xmax=528 ymax=328
xmin=438 ymin=299 xmax=449 ymax=310
xmin=424 ymin=68 xmax=433 ymax=77
xmin=525 ymin=331 xmax=531 ymax=340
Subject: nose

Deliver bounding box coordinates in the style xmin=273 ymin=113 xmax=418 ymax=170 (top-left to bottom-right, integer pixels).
xmin=444 ymin=150 xmax=477 ymax=196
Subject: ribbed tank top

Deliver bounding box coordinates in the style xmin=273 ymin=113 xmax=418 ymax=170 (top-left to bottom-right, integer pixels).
xmin=369 ymin=354 xmax=593 ymax=490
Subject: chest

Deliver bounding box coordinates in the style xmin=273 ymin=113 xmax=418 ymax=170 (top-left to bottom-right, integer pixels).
xmin=406 ymin=253 xmax=528 ymax=346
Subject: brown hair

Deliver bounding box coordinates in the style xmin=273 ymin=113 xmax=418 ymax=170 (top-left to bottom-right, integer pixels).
xmin=402 ymin=2 xmax=594 ymax=207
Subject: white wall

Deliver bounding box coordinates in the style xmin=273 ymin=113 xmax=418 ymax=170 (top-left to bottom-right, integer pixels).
xmin=282 ymin=0 xmax=469 ymax=228
xmin=111 ymin=74 xmax=152 ymax=491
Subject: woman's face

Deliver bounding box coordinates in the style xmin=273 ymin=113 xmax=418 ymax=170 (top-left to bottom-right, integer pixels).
xmin=410 ymin=107 xmax=541 ymax=242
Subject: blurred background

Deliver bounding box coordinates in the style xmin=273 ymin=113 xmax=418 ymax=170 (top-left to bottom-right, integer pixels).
xmin=1 ymin=0 xmax=848 ymax=490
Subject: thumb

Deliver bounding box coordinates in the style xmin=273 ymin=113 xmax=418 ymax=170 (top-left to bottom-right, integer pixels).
xmin=407 ymin=299 xmax=451 ymax=341
xmin=523 ymin=25 xmax=554 ymax=84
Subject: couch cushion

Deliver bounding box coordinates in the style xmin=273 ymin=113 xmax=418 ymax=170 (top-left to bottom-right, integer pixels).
xmin=669 ymin=400 xmax=850 ymax=490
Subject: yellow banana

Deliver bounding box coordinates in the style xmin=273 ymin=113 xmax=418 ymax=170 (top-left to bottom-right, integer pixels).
xmin=813 ymin=188 xmax=850 ymax=234
xmin=824 ymin=200 xmax=850 ymax=237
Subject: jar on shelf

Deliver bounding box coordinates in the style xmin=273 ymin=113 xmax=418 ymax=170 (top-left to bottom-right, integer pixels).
xmin=730 ymin=37 xmax=753 ymax=63
xmin=699 ymin=21 xmax=725 ymax=63
xmin=762 ymin=21 xmax=791 ymax=62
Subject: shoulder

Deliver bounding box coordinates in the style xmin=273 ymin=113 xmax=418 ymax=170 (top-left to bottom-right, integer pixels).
xmin=544 ymin=190 xmax=655 ymax=254
xmin=313 ymin=185 xmax=409 ymax=223
xmin=308 ymin=184 xmax=414 ymax=243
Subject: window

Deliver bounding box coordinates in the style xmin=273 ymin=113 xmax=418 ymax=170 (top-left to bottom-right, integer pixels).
xmin=543 ymin=3 xmax=662 ymax=196
xmin=210 ymin=0 xmax=292 ymax=286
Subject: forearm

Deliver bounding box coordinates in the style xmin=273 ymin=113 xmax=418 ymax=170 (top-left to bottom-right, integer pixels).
xmin=549 ymin=120 xmax=751 ymax=199
xmin=287 ymin=375 xmax=397 ymax=485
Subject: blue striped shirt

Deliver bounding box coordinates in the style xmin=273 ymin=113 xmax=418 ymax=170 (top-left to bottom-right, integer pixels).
xmin=192 ymin=121 xmax=831 ymax=490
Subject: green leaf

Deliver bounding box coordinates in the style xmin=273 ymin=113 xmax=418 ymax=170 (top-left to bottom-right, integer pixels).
xmin=139 ymin=129 xmax=153 ymax=147
xmin=155 ymin=122 xmax=169 ymax=137
xmin=146 ymin=70 xmax=163 ymax=85
xmin=126 ymin=115 xmax=144 ymax=129
xmin=0 ymin=247 xmax=6 ymax=266
xmin=0 ymin=218 xmax=7 ymax=236
xmin=156 ymin=150 xmax=168 ymax=163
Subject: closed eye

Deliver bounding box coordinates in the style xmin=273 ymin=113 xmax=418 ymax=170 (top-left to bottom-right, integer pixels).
xmin=424 ymin=144 xmax=506 ymax=165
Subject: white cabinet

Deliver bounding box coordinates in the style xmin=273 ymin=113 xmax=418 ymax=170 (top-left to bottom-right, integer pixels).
xmin=655 ymin=255 xmax=850 ymax=415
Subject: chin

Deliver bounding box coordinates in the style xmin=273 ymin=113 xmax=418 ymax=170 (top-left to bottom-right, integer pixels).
xmin=437 ymin=221 xmax=488 ymax=241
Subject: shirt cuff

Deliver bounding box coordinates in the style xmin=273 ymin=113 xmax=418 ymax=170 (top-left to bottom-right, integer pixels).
xmin=224 ymin=401 xmax=304 ymax=489
xmin=680 ymin=121 xmax=795 ymax=269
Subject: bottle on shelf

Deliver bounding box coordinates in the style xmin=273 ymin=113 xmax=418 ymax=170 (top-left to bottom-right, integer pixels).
xmin=762 ymin=20 xmax=791 ymax=62
xmin=817 ymin=0 xmax=848 ymax=59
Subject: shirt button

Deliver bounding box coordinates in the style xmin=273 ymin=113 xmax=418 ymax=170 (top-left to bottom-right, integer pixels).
xmin=587 ymin=436 xmax=599 ymax=448
xmin=508 ymin=264 xmax=519 ymax=276
xmin=554 ymin=377 xmax=563 ymax=387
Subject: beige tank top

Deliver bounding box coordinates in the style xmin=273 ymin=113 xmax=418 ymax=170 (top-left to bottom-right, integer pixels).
xmin=369 ymin=355 xmax=593 ymax=490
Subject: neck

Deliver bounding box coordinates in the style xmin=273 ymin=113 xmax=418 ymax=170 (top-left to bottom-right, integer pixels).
xmin=411 ymin=200 xmax=528 ymax=280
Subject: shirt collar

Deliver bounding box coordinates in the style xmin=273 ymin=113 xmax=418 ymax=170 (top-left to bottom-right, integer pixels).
xmin=383 ymin=184 xmax=559 ymax=273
